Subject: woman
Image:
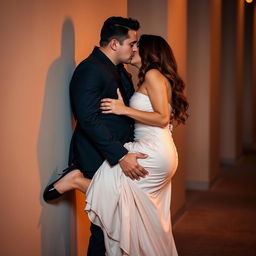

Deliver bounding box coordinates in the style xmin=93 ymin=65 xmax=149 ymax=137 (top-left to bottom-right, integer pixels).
xmin=48 ymin=34 xmax=188 ymax=256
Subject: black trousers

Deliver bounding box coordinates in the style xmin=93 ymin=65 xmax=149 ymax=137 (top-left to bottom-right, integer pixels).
xmin=87 ymin=223 xmax=106 ymax=256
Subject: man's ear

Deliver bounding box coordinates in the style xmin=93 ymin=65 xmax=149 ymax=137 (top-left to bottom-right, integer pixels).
xmin=109 ymin=39 xmax=119 ymax=51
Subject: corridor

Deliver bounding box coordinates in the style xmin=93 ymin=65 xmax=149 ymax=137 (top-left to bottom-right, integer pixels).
xmin=1 ymin=0 xmax=255 ymax=255
xmin=173 ymin=150 xmax=256 ymax=256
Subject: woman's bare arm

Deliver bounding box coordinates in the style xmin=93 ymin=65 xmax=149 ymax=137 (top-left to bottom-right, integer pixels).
xmin=100 ymin=69 xmax=171 ymax=128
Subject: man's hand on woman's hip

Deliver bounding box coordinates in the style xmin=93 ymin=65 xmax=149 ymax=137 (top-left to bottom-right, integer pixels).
xmin=119 ymin=153 xmax=149 ymax=180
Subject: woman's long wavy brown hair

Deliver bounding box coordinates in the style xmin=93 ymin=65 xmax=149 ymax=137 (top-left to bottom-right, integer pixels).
xmin=137 ymin=34 xmax=189 ymax=125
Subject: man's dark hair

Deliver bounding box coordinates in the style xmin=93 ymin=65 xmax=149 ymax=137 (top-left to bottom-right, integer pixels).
xmin=100 ymin=16 xmax=140 ymax=47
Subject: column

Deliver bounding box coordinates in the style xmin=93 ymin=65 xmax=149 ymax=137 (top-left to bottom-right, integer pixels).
xmin=220 ymin=0 xmax=245 ymax=162
xmin=186 ymin=0 xmax=222 ymax=190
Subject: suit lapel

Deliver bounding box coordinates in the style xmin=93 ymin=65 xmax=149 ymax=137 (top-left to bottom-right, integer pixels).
xmin=116 ymin=64 xmax=134 ymax=104
xmin=91 ymin=47 xmax=133 ymax=105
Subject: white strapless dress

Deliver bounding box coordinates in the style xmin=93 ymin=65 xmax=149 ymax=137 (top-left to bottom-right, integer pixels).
xmin=85 ymin=92 xmax=179 ymax=256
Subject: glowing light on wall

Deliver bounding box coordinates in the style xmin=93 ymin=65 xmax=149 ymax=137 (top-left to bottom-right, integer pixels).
xmin=245 ymin=0 xmax=253 ymax=3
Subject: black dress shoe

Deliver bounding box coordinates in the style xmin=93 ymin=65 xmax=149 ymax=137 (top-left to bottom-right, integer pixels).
xmin=43 ymin=165 xmax=78 ymax=202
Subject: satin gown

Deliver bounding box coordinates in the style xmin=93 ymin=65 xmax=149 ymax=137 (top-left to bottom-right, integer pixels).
xmin=85 ymin=92 xmax=179 ymax=256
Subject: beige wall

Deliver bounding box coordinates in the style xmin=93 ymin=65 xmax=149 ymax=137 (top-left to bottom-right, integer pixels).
xmin=127 ymin=0 xmax=167 ymax=86
xmin=128 ymin=0 xmax=167 ymax=37
xmin=0 ymin=1 xmax=127 ymax=255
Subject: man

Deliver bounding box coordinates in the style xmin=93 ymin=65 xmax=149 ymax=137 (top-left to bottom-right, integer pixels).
xmin=44 ymin=16 xmax=148 ymax=255
xmin=69 ymin=17 xmax=148 ymax=255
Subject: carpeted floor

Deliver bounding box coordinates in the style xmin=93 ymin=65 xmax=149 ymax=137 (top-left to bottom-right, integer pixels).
xmin=173 ymin=150 xmax=256 ymax=256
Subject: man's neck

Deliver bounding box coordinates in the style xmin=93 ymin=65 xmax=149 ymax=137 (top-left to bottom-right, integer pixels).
xmin=99 ymin=47 xmax=119 ymax=66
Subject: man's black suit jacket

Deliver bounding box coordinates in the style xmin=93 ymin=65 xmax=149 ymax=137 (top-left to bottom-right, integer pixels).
xmin=68 ymin=47 xmax=135 ymax=179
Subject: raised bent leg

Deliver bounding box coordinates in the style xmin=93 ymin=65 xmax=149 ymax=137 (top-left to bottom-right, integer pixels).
xmin=54 ymin=169 xmax=91 ymax=194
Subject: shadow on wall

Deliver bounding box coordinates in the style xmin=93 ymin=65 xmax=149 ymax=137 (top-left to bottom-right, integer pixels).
xmin=37 ymin=18 xmax=76 ymax=256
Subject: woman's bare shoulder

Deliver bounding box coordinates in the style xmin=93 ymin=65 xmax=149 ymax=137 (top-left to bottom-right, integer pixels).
xmin=145 ymin=69 xmax=163 ymax=80
xmin=145 ymin=69 xmax=167 ymax=88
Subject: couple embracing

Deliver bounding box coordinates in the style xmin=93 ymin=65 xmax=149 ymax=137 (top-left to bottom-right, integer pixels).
xmin=44 ymin=16 xmax=188 ymax=256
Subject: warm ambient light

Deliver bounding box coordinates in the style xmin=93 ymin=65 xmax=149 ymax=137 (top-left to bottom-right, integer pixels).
xmin=245 ymin=0 xmax=253 ymax=3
